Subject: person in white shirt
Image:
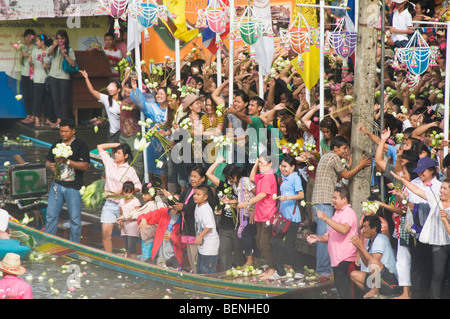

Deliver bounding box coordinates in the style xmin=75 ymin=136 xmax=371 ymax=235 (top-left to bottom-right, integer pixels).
xmin=193 ymin=185 xmax=220 ymax=274
xmin=388 ymin=0 xmax=414 ymax=48
xmin=79 ymin=70 xmax=122 ymax=142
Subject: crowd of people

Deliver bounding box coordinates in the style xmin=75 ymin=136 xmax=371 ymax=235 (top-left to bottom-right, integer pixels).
xmin=4 ymin=0 xmax=450 ymax=299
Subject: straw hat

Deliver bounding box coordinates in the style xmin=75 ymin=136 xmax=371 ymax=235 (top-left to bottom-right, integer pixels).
xmin=0 ymin=253 xmax=26 ymax=275
xmin=182 ymin=94 xmax=202 ymax=113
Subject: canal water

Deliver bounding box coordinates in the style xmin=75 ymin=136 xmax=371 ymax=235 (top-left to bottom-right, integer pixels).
xmin=0 ymin=121 xmax=338 ymax=299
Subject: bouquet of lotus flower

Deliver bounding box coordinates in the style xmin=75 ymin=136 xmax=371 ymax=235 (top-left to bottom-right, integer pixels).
xmin=276 ymin=138 xmax=303 ymax=157
xmin=139 ymin=119 xmax=172 ymax=153
xmin=52 ymin=143 xmax=73 ymax=181
xmin=80 ymin=179 xmax=105 ymax=209
xmin=80 ymin=179 xmax=133 ymax=209
xmin=361 ymin=200 xmax=380 ymax=214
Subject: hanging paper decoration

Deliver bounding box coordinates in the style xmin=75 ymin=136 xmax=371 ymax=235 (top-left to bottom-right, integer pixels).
xmin=395 ymin=30 xmax=430 ymax=87
xmin=325 ymin=12 xmax=357 ymax=78
xmin=228 ymin=5 xmax=262 ymax=63
xmin=133 ymin=1 xmax=168 ymax=42
xmin=195 ymin=0 xmax=230 ymax=49
xmin=97 ymin=0 xmax=132 ymax=38
xmin=279 ymin=11 xmax=319 ymax=71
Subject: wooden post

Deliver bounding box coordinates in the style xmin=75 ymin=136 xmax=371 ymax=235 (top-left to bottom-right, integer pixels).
xmin=349 ymin=0 xmax=379 ymax=219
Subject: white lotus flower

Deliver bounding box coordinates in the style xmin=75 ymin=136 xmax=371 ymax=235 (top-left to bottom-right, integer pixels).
xmin=156 ymin=160 xmax=164 ymax=168
xmin=134 ymin=137 xmax=150 ymax=152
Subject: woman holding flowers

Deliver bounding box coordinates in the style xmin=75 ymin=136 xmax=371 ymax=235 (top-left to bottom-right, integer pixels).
xmin=130 ymin=78 xmax=170 ymax=189
xmin=47 ymin=30 xmax=76 ymax=127
xmin=97 ymin=142 xmax=142 ymax=254
xmin=391 ymin=171 xmax=450 ymax=299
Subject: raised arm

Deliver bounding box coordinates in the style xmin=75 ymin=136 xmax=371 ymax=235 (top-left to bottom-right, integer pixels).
xmin=374 ymin=128 xmax=390 ymax=172
xmin=390 ymin=171 xmax=427 ymax=200
xmin=79 ymin=70 xmax=101 ymax=101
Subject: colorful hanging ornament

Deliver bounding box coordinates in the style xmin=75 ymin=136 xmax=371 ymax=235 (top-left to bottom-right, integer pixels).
xmin=396 ymin=30 xmax=430 ymax=87
xmin=279 ymin=9 xmax=319 ymax=71
xmin=326 ymin=12 xmax=357 ymax=78
xmin=134 ymin=1 xmax=167 ymax=42
xmin=196 ymin=0 xmax=230 ymax=49
xmin=97 ymin=0 xmax=131 ymax=38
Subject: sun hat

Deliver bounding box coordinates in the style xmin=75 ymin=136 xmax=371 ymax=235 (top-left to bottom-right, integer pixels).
xmin=0 ymin=253 xmax=26 ymax=275
xmin=182 ymin=94 xmax=202 ymax=113
xmin=412 ymin=157 xmax=436 ymax=173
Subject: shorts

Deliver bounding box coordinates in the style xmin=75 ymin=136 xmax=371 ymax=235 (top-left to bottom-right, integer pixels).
xmin=100 ymin=200 xmax=120 ymax=223
xmin=364 ymin=266 xmax=402 ymax=296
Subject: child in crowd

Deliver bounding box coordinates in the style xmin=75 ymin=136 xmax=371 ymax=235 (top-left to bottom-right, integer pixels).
xmin=193 ymin=185 xmax=220 ymax=274
xmin=117 ymin=181 xmax=142 ymax=260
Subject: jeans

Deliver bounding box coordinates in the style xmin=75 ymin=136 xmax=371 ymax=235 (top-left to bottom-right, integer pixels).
xmin=431 ymin=244 xmax=450 ymax=299
xmin=196 ymin=253 xmax=218 ymax=274
xmin=313 ymin=203 xmax=334 ymax=275
xmin=46 ymin=183 xmax=82 ymax=243
xmin=408 ymin=237 xmax=432 ymax=299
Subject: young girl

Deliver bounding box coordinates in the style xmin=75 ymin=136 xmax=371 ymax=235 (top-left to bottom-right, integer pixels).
xmin=47 ymin=29 xmax=76 ymax=126
xmin=123 ymin=184 xmax=167 ymax=262
xmin=29 ymin=34 xmax=54 ymax=127
xmin=79 ymin=70 xmax=122 ymax=142
xmin=117 ymin=181 xmax=142 ymax=260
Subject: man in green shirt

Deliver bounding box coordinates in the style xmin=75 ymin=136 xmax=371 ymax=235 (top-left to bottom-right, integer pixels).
xmin=227 ymin=96 xmax=266 ymax=167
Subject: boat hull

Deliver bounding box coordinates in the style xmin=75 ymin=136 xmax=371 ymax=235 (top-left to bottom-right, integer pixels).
xmin=8 ymin=221 xmax=333 ymax=299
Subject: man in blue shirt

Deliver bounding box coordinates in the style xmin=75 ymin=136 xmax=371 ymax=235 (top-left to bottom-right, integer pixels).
xmin=350 ymin=215 xmax=402 ymax=298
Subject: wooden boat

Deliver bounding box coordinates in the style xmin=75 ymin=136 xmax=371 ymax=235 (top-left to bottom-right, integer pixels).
xmin=8 ymin=220 xmax=333 ymax=299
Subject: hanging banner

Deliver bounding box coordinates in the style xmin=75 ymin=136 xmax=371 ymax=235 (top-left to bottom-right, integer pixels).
xmin=0 ymin=0 xmax=105 ymax=20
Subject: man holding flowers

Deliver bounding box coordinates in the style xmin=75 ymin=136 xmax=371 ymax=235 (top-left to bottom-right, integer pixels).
xmin=45 ymin=119 xmax=90 ymax=243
